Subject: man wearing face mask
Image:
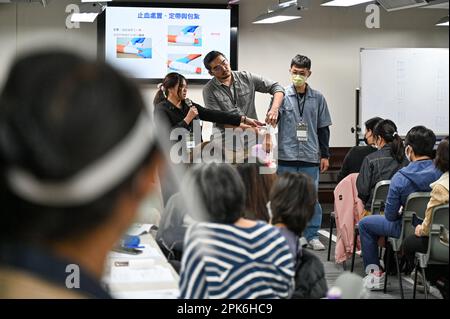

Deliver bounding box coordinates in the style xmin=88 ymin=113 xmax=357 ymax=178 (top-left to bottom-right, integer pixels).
xmin=277 ymin=55 xmax=332 ymax=251
xmin=337 ymin=117 xmax=383 ymax=183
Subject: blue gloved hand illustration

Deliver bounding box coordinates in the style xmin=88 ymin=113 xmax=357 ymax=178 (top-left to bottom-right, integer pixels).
xmin=138 ymin=48 xmax=152 ymax=59
xmin=181 ymin=26 xmax=199 ymax=35
xmin=131 ymin=37 xmax=145 ymax=45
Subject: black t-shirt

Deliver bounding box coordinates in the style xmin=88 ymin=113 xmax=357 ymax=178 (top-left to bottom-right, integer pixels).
xmin=154 ymin=99 xmax=241 ymax=132
xmin=337 ymin=145 xmax=377 ymax=183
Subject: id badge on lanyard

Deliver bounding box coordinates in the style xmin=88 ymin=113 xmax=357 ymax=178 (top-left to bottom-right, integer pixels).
xmin=186 ymin=132 xmax=196 ymax=150
xmin=295 ymin=87 xmax=308 ymax=143
xmin=297 ymin=121 xmax=308 ymax=142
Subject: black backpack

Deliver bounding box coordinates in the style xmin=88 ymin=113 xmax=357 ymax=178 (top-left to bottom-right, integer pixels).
xmin=292 ymin=249 xmax=329 ymax=299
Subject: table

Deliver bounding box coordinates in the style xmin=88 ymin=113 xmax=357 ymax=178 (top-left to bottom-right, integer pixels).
xmin=103 ymin=232 xmax=180 ymax=299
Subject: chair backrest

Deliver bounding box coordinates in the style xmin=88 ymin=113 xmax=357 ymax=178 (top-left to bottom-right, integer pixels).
xmin=428 ymin=204 xmax=449 ymax=264
xmin=401 ymin=192 xmax=431 ymax=240
xmin=404 ymin=192 xmax=431 ymax=219
xmin=156 ymin=192 xmax=185 ymax=242
xmin=370 ymin=180 xmax=391 ymax=215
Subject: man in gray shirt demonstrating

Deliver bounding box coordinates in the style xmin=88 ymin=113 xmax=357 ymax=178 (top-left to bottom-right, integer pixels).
xmin=202 ymin=51 xmax=285 ymax=133
xmin=277 ymin=54 xmax=332 ymax=251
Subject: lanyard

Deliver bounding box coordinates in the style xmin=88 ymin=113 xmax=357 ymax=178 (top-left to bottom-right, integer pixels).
xmin=294 ymin=85 xmax=307 ymax=119
xmin=223 ymin=82 xmax=238 ymax=107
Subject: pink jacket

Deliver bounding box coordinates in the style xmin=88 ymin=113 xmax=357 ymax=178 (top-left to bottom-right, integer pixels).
xmin=334 ymin=173 xmax=364 ymax=264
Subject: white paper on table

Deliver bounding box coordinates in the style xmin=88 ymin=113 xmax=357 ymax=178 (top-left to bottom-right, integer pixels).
xmin=112 ymin=259 xmax=156 ymax=269
xmin=112 ymin=289 xmax=180 ymax=299
xmin=109 ymin=265 xmax=175 ymax=284
xmin=126 ymin=223 xmax=156 ymax=236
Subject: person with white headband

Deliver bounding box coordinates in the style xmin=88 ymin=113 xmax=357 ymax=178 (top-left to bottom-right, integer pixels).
xmin=0 ymin=51 xmax=162 ymax=298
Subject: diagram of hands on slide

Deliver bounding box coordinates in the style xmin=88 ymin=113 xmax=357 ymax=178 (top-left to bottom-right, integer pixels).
xmin=168 ymin=26 xmax=202 ymax=47
xmin=168 ymin=54 xmax=203 ymax=75
xmin=116 ymin=37 xmax=153 ymax=59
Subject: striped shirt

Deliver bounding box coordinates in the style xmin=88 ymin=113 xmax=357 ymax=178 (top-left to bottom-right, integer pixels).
xmin=179 ymin=221 xmax=295 ymax=299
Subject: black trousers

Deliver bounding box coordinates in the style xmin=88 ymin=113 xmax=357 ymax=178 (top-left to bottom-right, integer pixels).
xmin=402 ymin=234 xmax=448 ymax=284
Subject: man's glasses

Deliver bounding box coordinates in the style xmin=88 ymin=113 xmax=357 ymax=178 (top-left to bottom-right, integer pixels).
xmin=212 ymin=59 xmax=228 ymax=73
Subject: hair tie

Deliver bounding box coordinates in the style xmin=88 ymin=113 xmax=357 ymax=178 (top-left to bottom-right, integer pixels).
xmin=157 ymin=83 xmax=167 ymax=98
xmin=393 ymin=132 xmax=398 ymax=138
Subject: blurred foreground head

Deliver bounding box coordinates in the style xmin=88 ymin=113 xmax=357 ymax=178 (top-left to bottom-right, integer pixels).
xmin=0 ymin=51 xmax=160 ymax=244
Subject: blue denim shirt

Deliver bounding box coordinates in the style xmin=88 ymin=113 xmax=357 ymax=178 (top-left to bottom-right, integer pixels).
xmin=278 ymin=85 xmax=332 ymax=163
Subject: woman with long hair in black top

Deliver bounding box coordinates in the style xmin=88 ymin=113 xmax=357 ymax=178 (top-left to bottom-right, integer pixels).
xmin=154 ymin=72 xmax=262 ymax=133
xmin=356 ymin=119 xmax=408 ymax=214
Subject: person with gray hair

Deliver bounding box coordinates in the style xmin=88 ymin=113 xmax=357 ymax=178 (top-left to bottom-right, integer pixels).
xmin=179 ymin=163 xmax=295 ymax=299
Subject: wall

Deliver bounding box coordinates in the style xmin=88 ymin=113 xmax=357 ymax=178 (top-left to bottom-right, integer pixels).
xmin=0 ymin=0 xmax=448 ymax=146
xmin=0 ymin=1 xmax=97 ymax=88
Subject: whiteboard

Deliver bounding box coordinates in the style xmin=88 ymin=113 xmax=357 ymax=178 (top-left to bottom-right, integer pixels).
xmin=361 ymin=48 xmax=449 ymax=136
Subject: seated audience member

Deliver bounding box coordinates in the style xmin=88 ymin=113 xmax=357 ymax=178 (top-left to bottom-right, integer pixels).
xmin=236 ymin=161 xmax=277 ymax=222
xmin=156 ymin=142 xmax=214 ymax=260
xmin=402 ymin=136 xmax=449 ymax=298
xmin=179 ymin=163 xmax=295 ymax=299
xmin=156 ymin=193 xmax=190 ymax=262
xmin=0 ymin=52 xmax=161 ymax=298
xmin=269 ymin=173 xmax=328 ymax=299
xmin=337 ymin=117 xmax=383 ymax=183
xmin=356 ymin=119 xmax=409 ymax=216
xmin=359 ymin=126 xmax=442 ymax=290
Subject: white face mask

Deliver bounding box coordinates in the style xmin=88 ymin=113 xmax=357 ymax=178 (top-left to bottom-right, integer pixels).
xmin=374 ymin=139 xmax=381 ymax=150
xmin=405 ymin=145 xmax=412 ymax=162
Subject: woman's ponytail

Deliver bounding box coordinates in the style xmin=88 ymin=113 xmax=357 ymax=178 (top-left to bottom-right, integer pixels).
xmin=153 ymin=83 xmax=167 ymax=106
xmin=152 ymin=72 xmax=186 ymax=107
xmin=373 ymin=120 xmax=405 ymax=163
xmin=391 ymin=131 xmax=405 ymax=163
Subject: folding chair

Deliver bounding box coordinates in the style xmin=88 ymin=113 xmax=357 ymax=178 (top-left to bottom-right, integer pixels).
xmin=327 ymin=211 xmax=335 ymax=261
xmin=385 ymin=192 xmax=431 ymax=298
xmin=351 ymin=180 xmax=391 ymax=272
xmin=414 ymin=204 xmax=449 ymax=299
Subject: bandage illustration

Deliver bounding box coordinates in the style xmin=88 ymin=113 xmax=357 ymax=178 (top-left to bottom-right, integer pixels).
xmin=116 ymin=45 xmax=140 ymax=54
xmin=116 ymin=38 xmax=152 ymax=59
xmin=167 ymin=54 xmax=202 ymax=74
xmin=167 ymin=35 xmax=200 ymax=45
xmin=168 ymin=26 xmax=202 ymax=46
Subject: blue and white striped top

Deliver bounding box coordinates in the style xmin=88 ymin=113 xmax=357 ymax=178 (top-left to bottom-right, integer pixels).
xmin=179 ymin=221 xmax=295 ymax=299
